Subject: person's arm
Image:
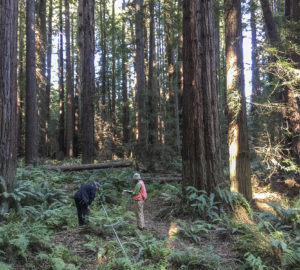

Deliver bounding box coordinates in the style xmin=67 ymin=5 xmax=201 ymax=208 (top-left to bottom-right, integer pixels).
xmin=132 ymin=182 xmax=141 ymax=196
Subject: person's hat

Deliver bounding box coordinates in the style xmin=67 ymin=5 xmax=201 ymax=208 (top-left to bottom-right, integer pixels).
xmin=132 ymin=173 xmax=141 ymax=180
xmin=95 ymin=182 xmax=101 ymax=188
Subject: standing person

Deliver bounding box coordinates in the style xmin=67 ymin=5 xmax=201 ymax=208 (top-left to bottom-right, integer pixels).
xmin=74 ymin=181 xmax=101 ymax=225
xmin=131 ymin=173 xmax=147 ymax=230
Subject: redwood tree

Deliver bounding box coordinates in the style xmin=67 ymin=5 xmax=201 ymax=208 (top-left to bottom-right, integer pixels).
xmin=182 ymin=0 xmax=223 ymax=193
xmin=78 ymin=0 xmax=95 ymax=163
xmin=0 ymin=0 xmax=18 ymax=198
xmin=225 ymin=0 xmax=252 ymax=200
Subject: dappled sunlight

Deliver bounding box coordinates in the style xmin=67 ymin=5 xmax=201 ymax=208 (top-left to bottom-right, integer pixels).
xmin=167 ymin=220 xmax=179 ymax=249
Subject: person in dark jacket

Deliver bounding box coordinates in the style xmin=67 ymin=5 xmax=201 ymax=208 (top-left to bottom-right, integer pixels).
xmin=74 ymin=181 xmax=101 ymax=225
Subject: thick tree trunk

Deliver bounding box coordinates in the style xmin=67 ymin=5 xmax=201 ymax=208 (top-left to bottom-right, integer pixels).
xmin=182 ymin=0 xmax=223 ymax=194
xmin=225 ymin=0 xmax=252 ymax=200
xmin=65 ymin=0 xmax=74 ymax=158
xmin=135 ymin=0 xmax=147 ymax=159
xmin=37 ymin=0 xmax=47 ymax=158
xmin=78 ymin=0 xmax=95 ymax=164
xmin=25 ymin=0 xmax=39 ymax=165
xmin=0 ymin=0 xmax=18 ymax=195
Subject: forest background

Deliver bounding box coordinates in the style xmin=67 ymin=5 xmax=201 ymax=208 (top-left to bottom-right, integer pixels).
xmin=1 ymin=0 xmax=300 ymax=269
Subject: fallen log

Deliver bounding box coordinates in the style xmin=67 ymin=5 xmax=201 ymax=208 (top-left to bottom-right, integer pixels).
xmin=143 ymin=177 xmax=182 ymax=182
xmin=45 ymin=160 xmax=133 ymax=171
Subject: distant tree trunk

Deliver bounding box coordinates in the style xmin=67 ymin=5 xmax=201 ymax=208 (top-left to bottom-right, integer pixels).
xmin=58 ymin=0 xmax=65 ymax=157
xmin=65 ymin=0 xmax=74 ymax=158
xmin=100 ymin=0 xmax=107 ymax=120
xmin=148 ymin=0 xmax=159 ymax=156
xmin=18 ymin=1 xmax=25 ymax=156
xmin=225 ymin=0 xmax=252 ymax=200
xmin=36 ymin=0 xmax=47 ymax=158
xmin=285 ymin=0 xmax=300 ymax=19
xmin=111 ymin=0 xmax=117 ymax=135
xmin=0 ymin=0 xmax=18 ymax=198
xmin=250 ymin=0 xmax=261 ymax=98
xmin=78 ymin=0 xmax=95 ymax=164
xmin=164 ymin=0 xmax=177 ymax=151
xmin=135 ymin=0 xmax=147 ymax=159
xmin=182 ymin=0 xmax=223 ymax=193
xmin=45 ymin=0 xmax=53 ymax=156
xmin=25 ymin=0 xmax=39 ymax=165
xmin=122 ymin=0 xmax=130 ymax=146
xmin=260 ymin=0 xmax=280 ymax=43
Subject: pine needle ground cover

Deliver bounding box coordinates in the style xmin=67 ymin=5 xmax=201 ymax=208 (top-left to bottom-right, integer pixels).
xmin=0 ymin=164 xmax=299 ymax=269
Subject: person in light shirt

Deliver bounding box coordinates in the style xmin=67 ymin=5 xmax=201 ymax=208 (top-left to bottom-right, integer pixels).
xmin=131 ymin=173 xmax=147 ymax=230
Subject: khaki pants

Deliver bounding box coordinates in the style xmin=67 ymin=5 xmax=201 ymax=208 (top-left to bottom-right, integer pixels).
xmin=134 ymin=200 xmax=145 ymax=229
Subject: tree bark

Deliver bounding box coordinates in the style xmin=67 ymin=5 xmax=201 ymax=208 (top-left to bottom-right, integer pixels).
xmin=135 ymin=0 xmax=147 ymax=159
xmin=122 ymin=0 xmax=130 ymax=146
xmin=25 ymin=0 xmax=39 ymax=165
xmin=58 ymin=0 xmax=65 ymax=157
xmin=45 ymin=0 xmax=53 ymax=157
xmin=148 ymin=0 xmax=159 ymax=159
xmin=36 ymin=0 xmax=47 ymax=158
xmin=78 ymin=0 xmax=95 ymax=164
xmin=0 ymin=0 xmax=18 ymax=195
xmin=182 ymin=0 xmax=223 ymax=194
xmin=65 ymin=0 xmax=74 ymax=158
xmin=225 ymin=0 xmax=252 ymax=200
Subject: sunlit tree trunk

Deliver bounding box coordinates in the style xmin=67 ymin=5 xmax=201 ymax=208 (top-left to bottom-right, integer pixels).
xmin=25 ymin=0 xmax=39 ymax=165
xmin=225 ymin=0 xmax=252 ymax=200
xmin=65 ymin=0 xmax=74 ymax=158
xmin=182 ymin=0 xmax=223 ymax=193
xmin=0 ymin=0 xmax=18 ymax=199
xmin=78 ymin=0 xmax=95 ymax=164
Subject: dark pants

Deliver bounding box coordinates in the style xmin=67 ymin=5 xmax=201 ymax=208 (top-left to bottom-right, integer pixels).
xmin=74 ymin=197 xmax=89 ymax=225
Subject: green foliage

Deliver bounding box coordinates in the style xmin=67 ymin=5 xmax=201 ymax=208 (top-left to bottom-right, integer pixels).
xmin=242 ymin=252 xmax=268 ymax=270
xmin=178 ymin=220 xmax=211 ymax=243
xmin=0 ymin=262 xmax=13 ymax=270
xmin=167 ymin=246 xmax=228 ymax=270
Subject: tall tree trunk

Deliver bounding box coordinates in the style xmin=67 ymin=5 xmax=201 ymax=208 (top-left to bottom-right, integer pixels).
xmin=36 ymin=0 xmax=47 ymax=158
xmin=58 ymin=0 xmax=65 ymax=157
xmin=225 ymin=0 xmax=252 ymax=200
xmin=18 ymin=0 xmax=25 ymax=157
xmin=25 ymin=0 xmax=39 ymax=165
xmin=260 ymin=0 xmax=280 ymax=43
xmin=182 ymin=0 xmax=223 ymax=193
xmin=111 ymin=0 xmax=116 ymax=134
xmin=65 ymin=0 xmax=74 ymax=158
xmin=250 ymin=0 xmax=261 ymax=98
xmin=45 ymin=0 xmax=53 ymax=157
xmin=164 ymin=0 xmax=177 ymax=151
xmin=148 ymin=0 xmax=159 ymax=158
xmin=78 ymin=0 xmax=95 ymax=164
xmin=0 ymin=0 xmax=18 ymax=198
xmin=135 ymin=0 xmax=147 ymax=159
xmin=122 ymin=0 xmax=130 ymax=146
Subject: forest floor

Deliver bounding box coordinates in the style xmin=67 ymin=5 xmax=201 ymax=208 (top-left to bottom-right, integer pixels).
xmin=49 ymin=173 xmax=300 ymax=269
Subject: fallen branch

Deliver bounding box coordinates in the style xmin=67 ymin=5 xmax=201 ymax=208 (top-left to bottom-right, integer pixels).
xmin=45 ymin=161 xmax=133 ymax=171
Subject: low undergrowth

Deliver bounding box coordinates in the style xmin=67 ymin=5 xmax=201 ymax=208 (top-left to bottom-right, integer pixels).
xmin=0 ymin=163 xmax=299 ymax=269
